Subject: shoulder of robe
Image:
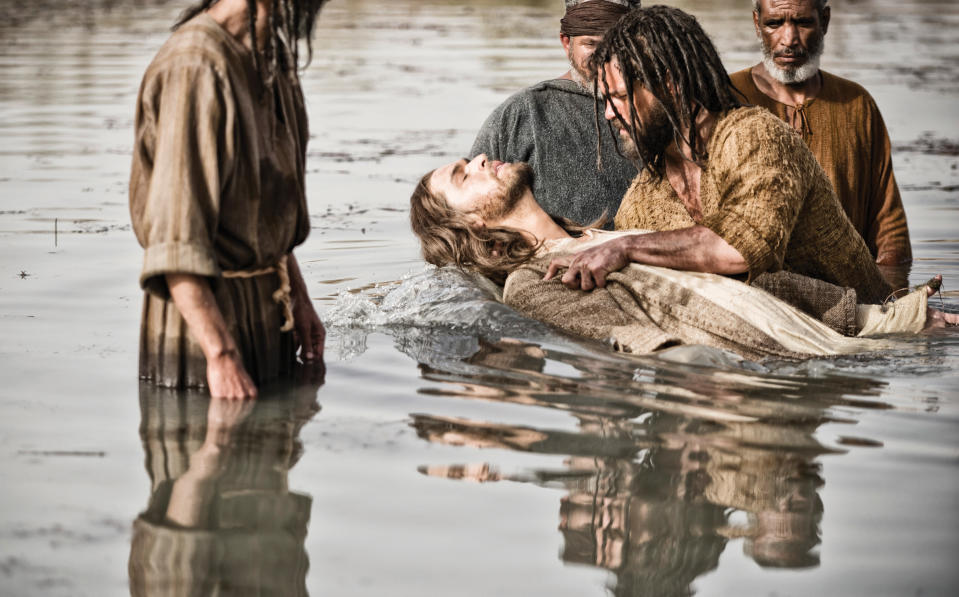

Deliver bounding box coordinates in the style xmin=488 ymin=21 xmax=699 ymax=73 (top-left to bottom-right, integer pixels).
xmin=143 ymin=18 xmax=241 ymax=88
xmin=490 ymin=79 xmax=591 ymax=114
xmin=710 ymin=106 xmax=804 ymax=161
xmin=726 ymin=67 xmax=752 ymax=89
xmin=819 ymin=69 xmax=874 ymax=104
xmin=726 ymin=67 xmax=763 ymax=104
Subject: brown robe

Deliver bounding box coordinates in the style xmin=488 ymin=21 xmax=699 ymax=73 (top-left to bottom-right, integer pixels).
xmin=614 ymin=107 xmax=893 ymax=305
xmin=729 ymin=68 xmax=911 ymax=265
xmin=129 ymin=14 xmax=310 ymax=387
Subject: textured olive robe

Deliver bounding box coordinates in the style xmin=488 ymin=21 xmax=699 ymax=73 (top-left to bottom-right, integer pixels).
xmin=614 ymin=107 xmax=894 ymax=304
xmin=130 ymin=14 xmax=310 ymax=387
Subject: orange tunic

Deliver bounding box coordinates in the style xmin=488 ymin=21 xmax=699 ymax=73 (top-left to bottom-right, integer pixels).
xmin=729 ymin=68 xmax=911 ymax=265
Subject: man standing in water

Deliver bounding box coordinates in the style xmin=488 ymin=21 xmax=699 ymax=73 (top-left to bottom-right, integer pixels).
xmin=729 ymin=0 xmax=911 ymax=267
xmin=469 ymin=0 xmax=638 ymax=227
xmin=130 ymin=0 xmax=327 ymax=399
xmin=550 ymin=6 xmax=895 ymax=306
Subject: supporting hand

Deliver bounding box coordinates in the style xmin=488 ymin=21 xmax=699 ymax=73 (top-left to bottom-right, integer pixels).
xmin=544 ymin=237 xmax=630 ymax=291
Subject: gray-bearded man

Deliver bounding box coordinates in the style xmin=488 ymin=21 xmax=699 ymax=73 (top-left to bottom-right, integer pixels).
xmin=729 ymin=0 xmax=912 ymax=268
xmin=469 ymin=0 xmax=638 ymax=227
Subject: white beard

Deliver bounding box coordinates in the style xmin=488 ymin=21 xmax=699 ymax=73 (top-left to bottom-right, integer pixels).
xmin=760 ymin=39 xmax=825 ymax=85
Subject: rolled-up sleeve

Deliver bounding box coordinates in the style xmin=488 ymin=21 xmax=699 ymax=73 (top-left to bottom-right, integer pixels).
xmin=132 ymin=58 xmax=236 ymax=298
xmin=701 ymin=115 xmax=808 ymax=280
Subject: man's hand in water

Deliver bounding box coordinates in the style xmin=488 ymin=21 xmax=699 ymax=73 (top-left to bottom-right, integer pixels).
xmin=924 ymin=275 xmax=959 ymax=329
xmin=207 ymin=350 xmax=258 ymax=400
xmin=293 ymin=298 xmax=325 ymax=362
xmin=544 ymin=237 xmax=630 ymax=291
xmin=167 ymin=273 xmax=258 ymax=400
xmin=288 ymin=254 xmax=326 ymax=362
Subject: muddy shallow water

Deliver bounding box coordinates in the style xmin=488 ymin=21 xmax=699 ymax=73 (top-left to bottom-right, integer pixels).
xmin=1 ymin=0 xmax=958 ymax=595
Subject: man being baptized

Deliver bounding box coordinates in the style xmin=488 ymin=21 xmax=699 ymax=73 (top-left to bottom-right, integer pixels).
xmin=409 ymin=155 xmax=957 ymax=361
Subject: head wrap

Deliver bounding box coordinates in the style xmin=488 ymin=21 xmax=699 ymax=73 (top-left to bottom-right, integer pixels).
xmin=560 ymin=0 xmax=634 ymax=37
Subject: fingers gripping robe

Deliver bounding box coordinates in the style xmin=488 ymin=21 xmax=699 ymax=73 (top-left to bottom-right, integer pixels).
xmin=543 ymin=238 xmax=631 ymax=291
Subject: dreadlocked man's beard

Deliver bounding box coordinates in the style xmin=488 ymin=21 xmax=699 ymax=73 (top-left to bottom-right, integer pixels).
xmin=478 ymin=163 xmax=535 ymax=222
xmin=611 ymin=101 xmax=673 ymax=166
xmin=760 ymin=35 xmax=825 ymax=85
xmin=641 ymin=103 xmax=675 ymax=160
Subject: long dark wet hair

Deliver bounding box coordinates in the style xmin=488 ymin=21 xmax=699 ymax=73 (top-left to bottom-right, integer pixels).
xmin=174 ymin=0 xmax=328 ymax=81
xmin=591 ymin=5 xmax=744 ymax=177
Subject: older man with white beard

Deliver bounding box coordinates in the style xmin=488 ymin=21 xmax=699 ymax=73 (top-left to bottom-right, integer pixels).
xmin=729 ymin=0 xmax=912 ymax=270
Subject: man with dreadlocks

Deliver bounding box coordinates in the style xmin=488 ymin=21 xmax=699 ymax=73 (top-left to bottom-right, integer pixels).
xmin=547 ymin=5 xmax=895 ymax=307
xmin=130 ymin=0 xmax=328 ymax=399
xmin=468 ymin=0 xmax=638 ymax=227
xmin=407 ymin=154 xmax=956 ymax=361
xmin=730 ymin=0 xmax=911 ymax=270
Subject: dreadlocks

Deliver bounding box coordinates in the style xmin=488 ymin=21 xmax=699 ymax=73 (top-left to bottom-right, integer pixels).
xmin=591 ymin=5 xmax=744 ymax=177
xmin=174 ymin=0 xmax=326 ymax=84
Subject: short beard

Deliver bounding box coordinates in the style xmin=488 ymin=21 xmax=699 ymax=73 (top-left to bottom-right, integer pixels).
xmin=760 ymin=37 xmax=825 ymax=85
xmin=639 ymin=103 xmax=674 ymax=163
xmin=568 ymin=58 xmax=591 ymax=91
xmin=479 ymin=163 xmax=534 ymax=221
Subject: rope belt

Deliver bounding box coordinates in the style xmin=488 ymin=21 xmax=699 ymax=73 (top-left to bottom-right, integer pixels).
xmin=221 ymin=254 xmax=294 ymax=332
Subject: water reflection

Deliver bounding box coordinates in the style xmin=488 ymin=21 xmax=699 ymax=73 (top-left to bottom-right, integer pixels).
xmin=129 ymin=368 xmax=323 ymax=596
xmin=413 ymin=339 xmax=887 ymax=595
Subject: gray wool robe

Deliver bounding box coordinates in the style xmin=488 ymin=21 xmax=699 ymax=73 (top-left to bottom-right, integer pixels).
xmin=470 ymin=78 xmax=637 ymax=227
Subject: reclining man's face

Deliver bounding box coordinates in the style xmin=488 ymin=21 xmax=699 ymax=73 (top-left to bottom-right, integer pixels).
xmin=601 ymin=59 xmax=674 ymax=163
xmin=429 ymin=155 xmax=534 ymax=223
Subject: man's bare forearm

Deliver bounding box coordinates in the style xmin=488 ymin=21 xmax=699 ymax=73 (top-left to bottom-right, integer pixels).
xmin=167 ymin=274 xmax=257 ymax=398
xmin=286 ymin=253 xmax=309 ymax=303
xmin=623 ymin=226 xmax=748 ymax=274
xmin=167 ymin=274 xmax=240 ymax=361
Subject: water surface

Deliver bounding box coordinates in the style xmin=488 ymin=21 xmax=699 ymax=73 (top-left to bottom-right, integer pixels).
xmin=1 ymin=1 xmax=958 ymax=595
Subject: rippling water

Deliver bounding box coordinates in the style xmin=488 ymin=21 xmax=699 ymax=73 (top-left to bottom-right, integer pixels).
xmin=1 ymin=0 xmax=958 ymax=595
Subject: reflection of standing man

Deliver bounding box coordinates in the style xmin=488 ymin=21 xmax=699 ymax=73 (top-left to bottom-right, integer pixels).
xmin=729 ymin=0 xmax=911 ymax=266
xmin=469 ymin=0 xmax=638 ymax=226
xmin=130 ymin=376 xmax=323 ymax=595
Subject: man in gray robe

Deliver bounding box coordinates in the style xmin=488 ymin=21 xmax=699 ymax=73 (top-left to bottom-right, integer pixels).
xmin=469 ymin=0 xmax=638 ymax=227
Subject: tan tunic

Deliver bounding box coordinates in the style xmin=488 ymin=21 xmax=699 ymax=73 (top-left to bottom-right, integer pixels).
xmin=614 ymin=107 xmax=893 ymax=305
xmin=729 ymin=68 xmax=911 ymax=265
xmin=130 ymin=14 xmax=310 ymax=387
